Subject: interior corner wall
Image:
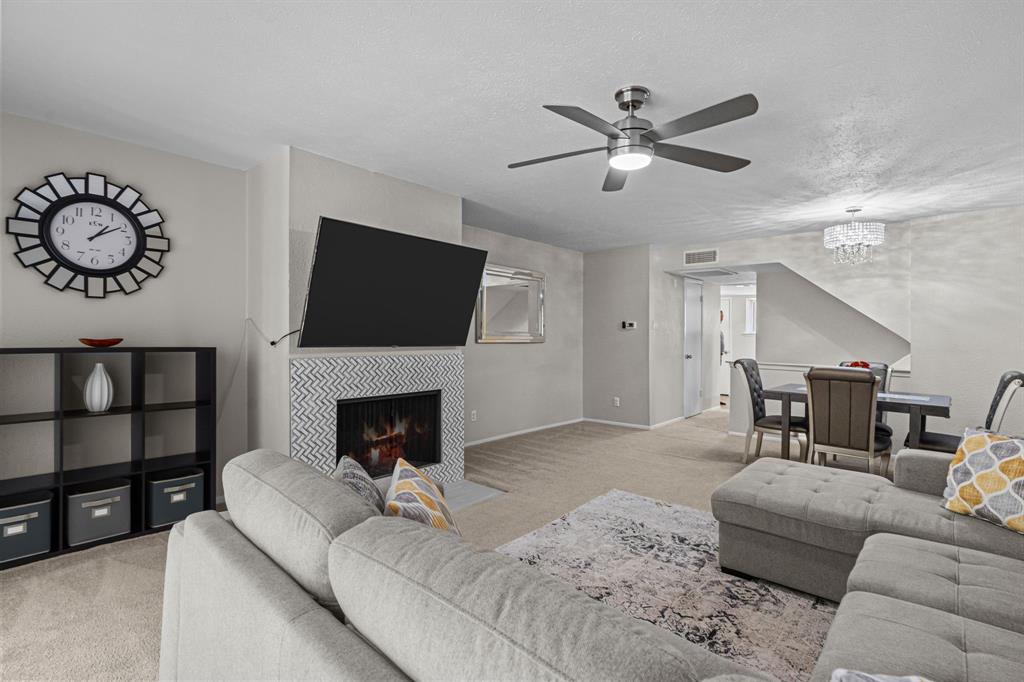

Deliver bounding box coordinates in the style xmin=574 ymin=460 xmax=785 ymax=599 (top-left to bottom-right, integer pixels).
xmin=700 ymin=281 xmax=722 ymax=413
xmin=245 ymin=145 xmax=291 ymax=454
xmin=0 ymin=114 xmax=249 ymax=493
xmin=582 ymin=245 xmax=651 ymax=425
xmin=461 ymin=225 xmax=583 ymax=443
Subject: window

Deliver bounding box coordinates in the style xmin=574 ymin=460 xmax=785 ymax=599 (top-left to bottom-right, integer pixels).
xmin=744 ymin=298 xmax=757 ymax=334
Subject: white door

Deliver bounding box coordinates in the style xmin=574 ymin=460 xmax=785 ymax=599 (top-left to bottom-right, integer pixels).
xmin=718 ymin=298 xmax=732 ymax=397
xmin=683 ymin=279 xmax=703 ymax=418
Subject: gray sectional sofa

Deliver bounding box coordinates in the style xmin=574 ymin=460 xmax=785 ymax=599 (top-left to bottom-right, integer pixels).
xmin=712 ymin=450 xmax=1024 ymax=682
xmin=159 ymin=449 xmax=766 ymax=681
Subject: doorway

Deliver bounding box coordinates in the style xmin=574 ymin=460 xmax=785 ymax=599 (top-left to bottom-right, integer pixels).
xmin=683 ymin=278 xmax=703 ymax=418
xmin=718 ymin=298 xmax=732 ymax=402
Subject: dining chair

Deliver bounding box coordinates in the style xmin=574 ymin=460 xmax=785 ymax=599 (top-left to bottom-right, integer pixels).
xmin=840 ymin=361 xmax=892 ymax=435
xmin=907 ymin=370 xmax=1024 ymax=452
xmin=839 ymin=361 xmax=891 ymax=391
xmin=734 ymin=358 xmax=808 ymax=463
xmin=804 ymin=366 xmax=892 ymax=476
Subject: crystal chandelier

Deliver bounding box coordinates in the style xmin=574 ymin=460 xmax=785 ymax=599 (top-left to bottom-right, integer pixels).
xmin=823 ymin=207 xmax=885 ymax=265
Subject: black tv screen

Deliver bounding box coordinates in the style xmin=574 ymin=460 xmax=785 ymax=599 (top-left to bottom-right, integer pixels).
xmin=298 ymin=218 xmax=488 ymax=347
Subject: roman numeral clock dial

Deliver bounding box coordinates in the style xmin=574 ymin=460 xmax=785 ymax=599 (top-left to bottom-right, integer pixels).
xmin=5 ymin=173 xmax=169 ymax=298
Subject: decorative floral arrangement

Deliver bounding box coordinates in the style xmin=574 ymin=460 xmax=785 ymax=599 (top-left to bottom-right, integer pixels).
xmin=849 ymin=360 xmax=871 ymax=369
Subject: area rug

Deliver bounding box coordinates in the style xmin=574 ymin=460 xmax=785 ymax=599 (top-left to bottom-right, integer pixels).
xmin=498 ymin=489 xmax=835 ymax=681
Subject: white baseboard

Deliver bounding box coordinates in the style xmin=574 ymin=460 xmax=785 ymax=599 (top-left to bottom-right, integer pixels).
xmin=581 ymin=417 xmax=653 ymax=430
xmin=649 ymin=415 xmax=686 ymax=429
xmin=464 ymin=418 xmax=584 ymax=446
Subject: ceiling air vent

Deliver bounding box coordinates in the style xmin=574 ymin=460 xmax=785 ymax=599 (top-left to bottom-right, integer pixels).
xmin=684 ymin=249 xmax=718 ymax=265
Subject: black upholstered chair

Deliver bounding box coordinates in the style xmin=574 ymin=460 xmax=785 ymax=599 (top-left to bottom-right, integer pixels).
xmin=805 ymin=366 xmax=892 ymax=476
xmin=906 ymin=370 xmax=1024 ymax=453
xmin=734 ymin=358 xmax=808 ymax=462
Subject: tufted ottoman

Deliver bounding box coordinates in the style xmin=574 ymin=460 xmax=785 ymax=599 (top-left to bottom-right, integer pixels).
xmin=710 ymin=458 xmax=1024 ymax=601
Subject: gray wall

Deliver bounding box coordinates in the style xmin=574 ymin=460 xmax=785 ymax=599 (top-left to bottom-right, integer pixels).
xmin=582 ymin=245 xmax=651 ymax=425
xmin=462 ymin=225 xmax=583 ymax=443
xmin=756 ymin=268 xmax=911 ymax=365
xmin=0 ymin=114 xmax=248 ymax=491
xmin=245 ymin=146 xmax=291 ymax=454
xmin=904 ymin=207 xmax=1024 ymax=436
xmin=286 ymin=147 xmax=463 ymax=353
xmin=648 ymin=246 xmax=683 ymax=425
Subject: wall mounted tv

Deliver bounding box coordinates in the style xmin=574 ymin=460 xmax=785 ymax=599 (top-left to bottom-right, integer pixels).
xmin=298 ymin=218 xmax=488 ymax=348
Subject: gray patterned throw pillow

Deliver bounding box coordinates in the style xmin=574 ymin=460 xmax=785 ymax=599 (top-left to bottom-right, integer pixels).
xmin=331 ymin=456 xmax=385 ymax=513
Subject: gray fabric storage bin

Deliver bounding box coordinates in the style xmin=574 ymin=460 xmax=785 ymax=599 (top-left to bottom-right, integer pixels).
xmin=0 ymin=491 xmax=53 ymax=563
xmin=66 ymin=479 xmax=131 ymax=546
xmin=148 ymin=468 xmax=204 ymax=528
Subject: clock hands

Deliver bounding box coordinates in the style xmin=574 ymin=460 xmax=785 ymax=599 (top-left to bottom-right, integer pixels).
xmin=87 ymin=224 xmax=123 ymax=242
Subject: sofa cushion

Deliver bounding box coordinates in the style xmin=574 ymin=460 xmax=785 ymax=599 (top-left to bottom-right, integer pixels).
xmin=329 ymin=516 xmax=768 ymax=682
xmin=222 ymin=449 xmax=380 ymax=611
xmin=848 ymin=533 xmax=1024 ymax=634
xmin=942 ymin=428 xmax=1024 ymax=534
xmin=810 ymin=592 xmax=1024 ymax=682
xmin=383 ymin=458 xmax=459 ymax=535
xmin=711 ymin=458 xmax=1024 ymax=560
xmin=332 ymin=455 xmax=386 ymax=513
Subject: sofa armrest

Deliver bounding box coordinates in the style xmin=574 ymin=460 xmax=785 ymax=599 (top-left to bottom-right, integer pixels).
xmin=893 ymin=448 xmax=953 ymax=496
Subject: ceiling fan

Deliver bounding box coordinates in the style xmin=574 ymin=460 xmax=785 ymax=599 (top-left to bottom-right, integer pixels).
xmin=508 ymin=86 xmax=758 ymax=191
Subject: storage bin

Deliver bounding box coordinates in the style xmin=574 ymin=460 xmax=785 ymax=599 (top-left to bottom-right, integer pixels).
xmin=0 ymin=491 xmax=53 ymax=563
xmin=66 ymin=479 xmax=131 ymax=546
xmin=147 ymin=468 xmax=204 ymax=528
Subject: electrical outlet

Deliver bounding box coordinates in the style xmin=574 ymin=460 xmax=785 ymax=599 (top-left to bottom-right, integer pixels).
xmin=470 ymin=410 xmax=477 ymax=422
xmin=613 ymin=396 xmax=621 ymax=407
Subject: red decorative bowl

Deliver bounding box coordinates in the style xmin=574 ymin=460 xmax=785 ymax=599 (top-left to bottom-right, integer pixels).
xmin=79 ymin=338 xmax=124 ymax=348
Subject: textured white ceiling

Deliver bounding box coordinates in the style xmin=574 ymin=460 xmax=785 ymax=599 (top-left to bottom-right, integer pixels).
xmin=3 ymin=1 xmax=1022 ymax=251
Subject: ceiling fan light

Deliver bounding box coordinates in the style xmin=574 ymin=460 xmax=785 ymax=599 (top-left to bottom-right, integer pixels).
xmin=608 ymin=146 xmax=653 ymax=171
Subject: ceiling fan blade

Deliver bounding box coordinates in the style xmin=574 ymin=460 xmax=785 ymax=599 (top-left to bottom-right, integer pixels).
xmin=508 ymin=146 xmax=606 ymax=169
xmin=653 ymin=143 xmax=751 ymax=172
xmin=543 ymin=105 xmax=629 ymax=139
xmin=602 ymin=167 xmax=628 ymax=192
xmin=645 ymin=94 xmax=759 ymax=142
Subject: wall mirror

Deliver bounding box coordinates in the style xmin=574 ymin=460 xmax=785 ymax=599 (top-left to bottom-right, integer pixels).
xmin=475 ymin=264 xmax=545 ymax=343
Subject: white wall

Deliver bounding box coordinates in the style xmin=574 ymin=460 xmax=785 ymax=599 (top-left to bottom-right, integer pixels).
xmin=722 ymin=294 xmax=756 ymax=362
xmin=462 ymin=225 xmax=583 ymax=443
xmin=582 ymin=245 xmax=651 ymax=425
xmin=0 ymin=114 xmax=248 ymax=490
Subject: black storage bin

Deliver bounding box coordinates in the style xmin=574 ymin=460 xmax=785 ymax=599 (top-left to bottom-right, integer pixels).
xmin=147 ymin=468 xmax=204 ymax=528
xmin=0 ymin=491 xmax=53 ymax=564
xmin=66 ymin=479 xmax=131 ymax=546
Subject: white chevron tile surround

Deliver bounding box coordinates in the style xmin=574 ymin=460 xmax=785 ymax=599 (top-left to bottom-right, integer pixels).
xmin=290 ymin=352 xmax=465 ymax=482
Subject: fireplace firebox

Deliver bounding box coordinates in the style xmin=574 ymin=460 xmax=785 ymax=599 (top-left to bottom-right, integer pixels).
xmin=336 ymin=390 xmax=442 ymax=478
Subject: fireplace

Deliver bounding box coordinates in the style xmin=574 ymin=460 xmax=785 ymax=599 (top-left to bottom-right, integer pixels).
xmin=336 ymin=390 xmax=442 ymax=478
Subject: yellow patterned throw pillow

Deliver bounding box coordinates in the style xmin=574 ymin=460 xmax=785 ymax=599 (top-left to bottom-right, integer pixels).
xmin=384 ymin=458 xmax=460 ymax=535
xmin=943 ymin=428 xmax=1024 ymax=534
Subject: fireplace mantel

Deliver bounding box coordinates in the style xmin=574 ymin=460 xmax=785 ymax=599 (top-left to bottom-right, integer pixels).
xmin=289 ymin=352 xmax=465 ymax=482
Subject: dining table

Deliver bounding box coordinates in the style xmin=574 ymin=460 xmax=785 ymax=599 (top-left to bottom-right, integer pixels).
xmin=762 ymin=383 xmax=953 ymax=460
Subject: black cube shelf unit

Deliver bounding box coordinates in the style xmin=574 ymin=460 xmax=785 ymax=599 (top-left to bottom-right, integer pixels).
xmin=0 ymin=346 xmax=216 ymax=568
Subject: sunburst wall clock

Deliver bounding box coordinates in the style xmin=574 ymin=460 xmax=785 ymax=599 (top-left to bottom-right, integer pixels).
xmin=5 ymin=172 xmax=170 ymax=299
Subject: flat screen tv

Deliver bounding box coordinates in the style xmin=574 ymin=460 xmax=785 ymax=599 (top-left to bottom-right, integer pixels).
xmin=298 ymin=218 xmax=488 ymax=347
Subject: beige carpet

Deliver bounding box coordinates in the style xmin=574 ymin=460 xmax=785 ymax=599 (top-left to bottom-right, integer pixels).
xmin=1 ymin=410 xmax=779 ymax=681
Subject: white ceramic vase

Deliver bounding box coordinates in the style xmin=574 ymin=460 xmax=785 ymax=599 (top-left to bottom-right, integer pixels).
xmin=83 ymin=362 xmax=113 ymax=413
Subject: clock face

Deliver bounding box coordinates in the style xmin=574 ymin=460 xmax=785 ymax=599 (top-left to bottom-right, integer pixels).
xmin=6 ymin=172 xmax=170 ymax=299
xmin=47 ymin=201 xmax=142 ymax=274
